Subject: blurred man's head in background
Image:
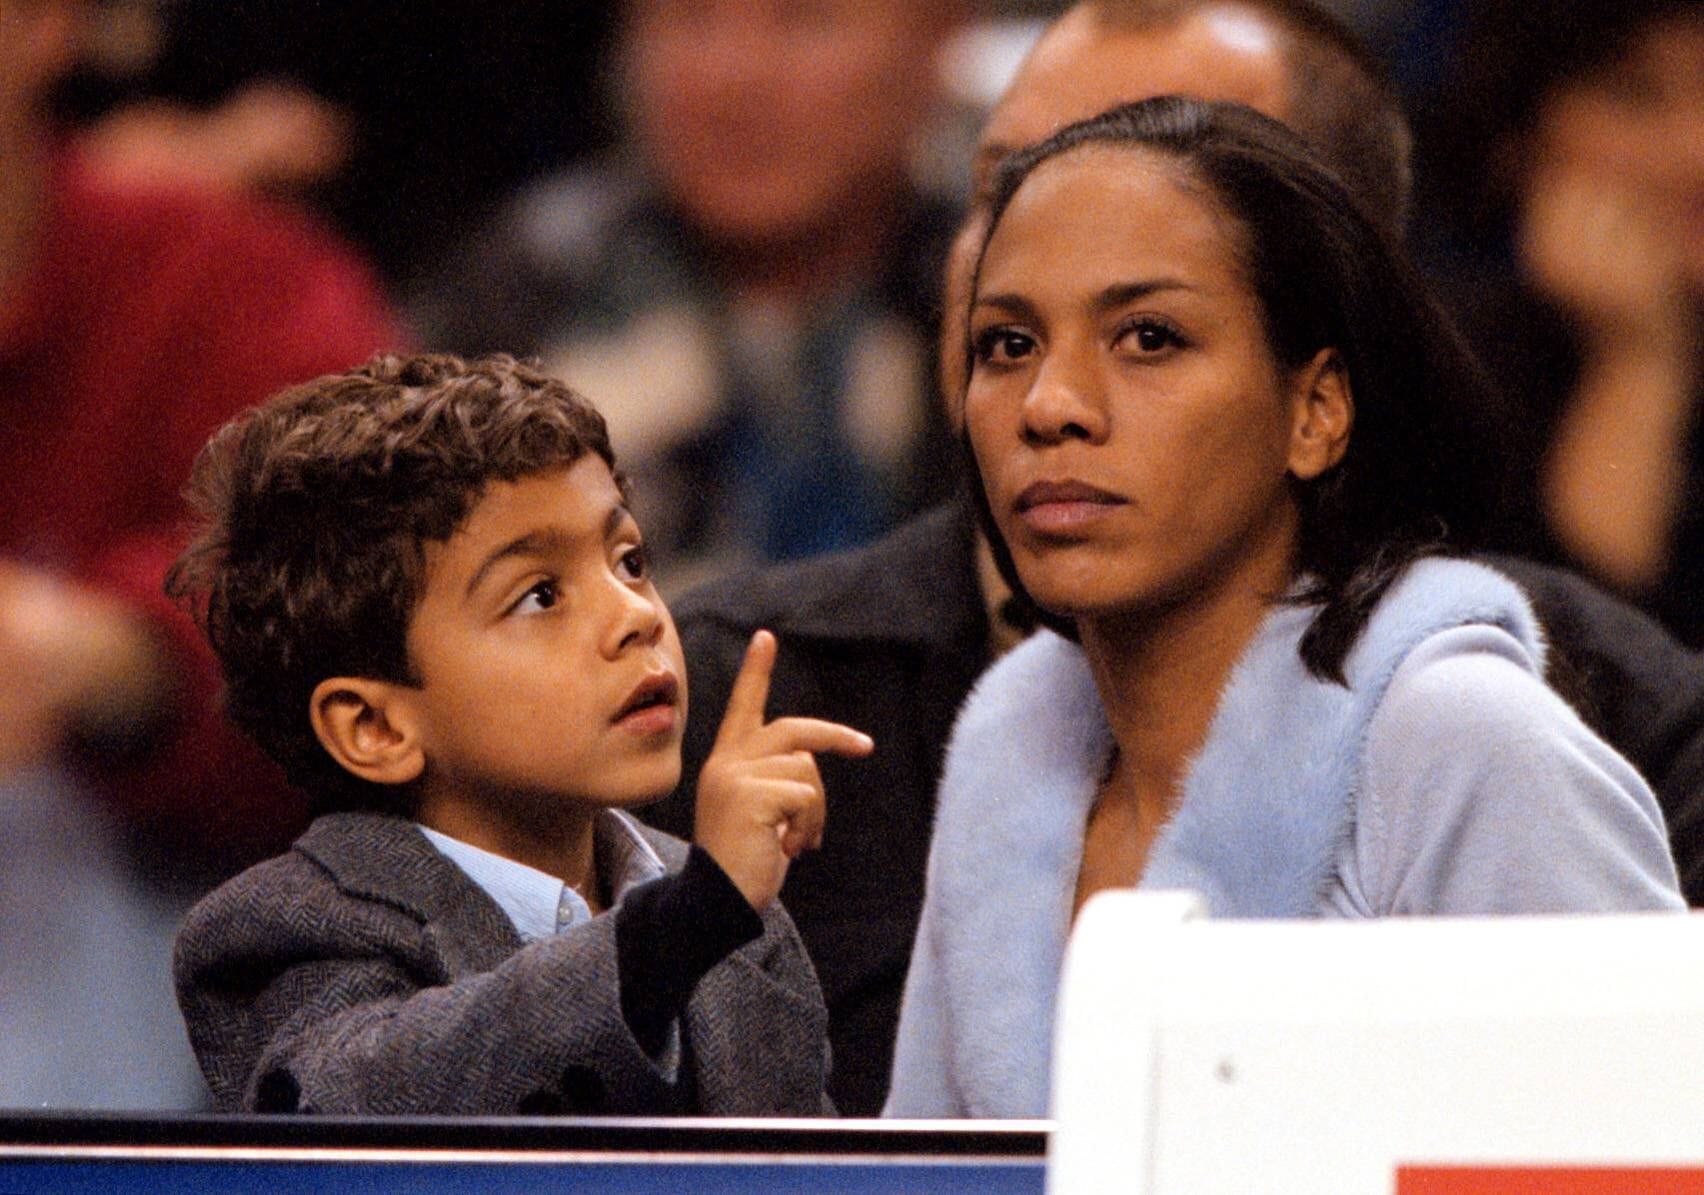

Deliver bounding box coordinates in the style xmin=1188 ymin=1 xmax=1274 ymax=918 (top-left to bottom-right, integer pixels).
xmin=0 ymin=0 xmax=83 ymax=136
xmin=1448 ymin=0 xmax=1704 ymax=291
xmin=621 ymin=0 xmax=965 ymax=255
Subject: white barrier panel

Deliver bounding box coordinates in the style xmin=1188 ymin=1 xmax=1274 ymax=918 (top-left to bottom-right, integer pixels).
xmin=1049 ymin=893 xmax=1704 ymax=1194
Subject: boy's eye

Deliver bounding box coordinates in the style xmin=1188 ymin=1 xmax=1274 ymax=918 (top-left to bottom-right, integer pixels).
xmin=511 ymin=579 xmax=559 ymax=615
xmin=971 ymin=325 xmax=1037 ymax=367
xmin=617 ymin=544 xmax=648 ymax=582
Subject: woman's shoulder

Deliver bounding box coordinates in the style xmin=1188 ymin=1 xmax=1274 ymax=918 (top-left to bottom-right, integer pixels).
xmin=1355 ymin=620 xmax=1681 ymax=915
xmin=1368 ymin=622 xmax=1556 ymax=750
xmin=1343 ymin=556 xmax=1545 ymax=693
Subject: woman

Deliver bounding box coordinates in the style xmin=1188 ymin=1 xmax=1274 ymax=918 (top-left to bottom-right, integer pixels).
xmin=883 ymin=97 xmax=1682 ymax=1119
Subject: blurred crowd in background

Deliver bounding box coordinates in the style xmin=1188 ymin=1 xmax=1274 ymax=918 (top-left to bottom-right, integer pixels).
xmin=1 ymin=0 xmax=1700 ymax=1109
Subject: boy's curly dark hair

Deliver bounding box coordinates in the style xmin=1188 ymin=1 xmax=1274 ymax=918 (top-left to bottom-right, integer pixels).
xmin=166 ymin=352 xmax=620 ymax=814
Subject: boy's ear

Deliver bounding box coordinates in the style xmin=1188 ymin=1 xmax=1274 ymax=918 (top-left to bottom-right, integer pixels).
xmin=309 ymin=677 xmax=425 ymax=787
xmin=1286 ymin=347 xmax=1354 ymax=481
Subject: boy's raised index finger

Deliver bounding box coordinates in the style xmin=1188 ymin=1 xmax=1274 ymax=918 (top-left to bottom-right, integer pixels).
xmin=717 ymin=628 xmax=778 ymax=743
xmin=766 ymin=716 xmax=875 ymax=759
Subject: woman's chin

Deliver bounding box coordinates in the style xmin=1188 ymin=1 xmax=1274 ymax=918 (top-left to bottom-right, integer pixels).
xmin=1016 ymin=558 xmax=1156 ymax=621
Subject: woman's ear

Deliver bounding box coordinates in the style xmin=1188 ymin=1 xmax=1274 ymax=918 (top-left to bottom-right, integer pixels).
xmin=309 ymin=677 xmax=425 ymax=787
xmin=1286 ymin=347 xmax=1354 ymax=481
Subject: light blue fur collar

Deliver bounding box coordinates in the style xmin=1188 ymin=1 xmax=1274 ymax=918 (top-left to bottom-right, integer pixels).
xmin=918 ymin=557 xmax=1541 ymax=1117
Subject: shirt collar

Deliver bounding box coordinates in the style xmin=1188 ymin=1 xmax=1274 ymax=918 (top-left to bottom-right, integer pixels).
xmin=417 ymin=810 xmax=666 ymax=943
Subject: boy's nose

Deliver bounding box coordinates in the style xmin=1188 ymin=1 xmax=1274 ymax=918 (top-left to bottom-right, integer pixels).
xmin=607 ymin=582 xmax=666 ymax=656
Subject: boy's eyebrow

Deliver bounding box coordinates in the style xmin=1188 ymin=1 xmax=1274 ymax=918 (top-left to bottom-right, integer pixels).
xmin=463 ymin=503 xmax=634 ymax=599
xmin=603 ymin=502 xmax=635 ymax=540
xmin=465 ymin=528 xmax=573 ymax=599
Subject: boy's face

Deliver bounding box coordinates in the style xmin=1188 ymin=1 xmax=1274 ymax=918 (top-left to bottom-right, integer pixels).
xmin=402 ymin=457 xmax=688 ymax=820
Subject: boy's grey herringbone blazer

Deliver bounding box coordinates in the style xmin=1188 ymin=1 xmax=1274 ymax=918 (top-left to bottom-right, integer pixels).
xmin=174 ymin=811 xmax=830 ymax=1116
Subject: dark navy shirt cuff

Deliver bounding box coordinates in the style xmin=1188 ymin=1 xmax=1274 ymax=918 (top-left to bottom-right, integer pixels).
xmin=615 ymin=845 xmax=764 ymax=1057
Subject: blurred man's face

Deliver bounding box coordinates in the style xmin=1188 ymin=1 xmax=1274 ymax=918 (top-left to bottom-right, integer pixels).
xmin=0 ymin=0 xmax=84 ymax=135
xmin=624 ymin=0 xmax=957 ymax=250
xmin=939 ymin=4 xmax=1293 ymax=411
xmin=1530 ymin=12 xmax=1704 ymax=291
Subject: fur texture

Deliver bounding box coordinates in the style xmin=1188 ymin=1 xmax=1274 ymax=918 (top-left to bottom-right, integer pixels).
xmin=899 ymin=557 xmax=1542 ymax=1117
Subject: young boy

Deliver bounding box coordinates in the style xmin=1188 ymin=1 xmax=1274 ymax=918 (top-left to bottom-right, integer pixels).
xmin=167 ymin=352 xmax=871 ymax=1115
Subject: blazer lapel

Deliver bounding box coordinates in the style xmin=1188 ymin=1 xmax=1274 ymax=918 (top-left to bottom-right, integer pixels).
xmin=296 ymin=812 xmax=523 ymax=974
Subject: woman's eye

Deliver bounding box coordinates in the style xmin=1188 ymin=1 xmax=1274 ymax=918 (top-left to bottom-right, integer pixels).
xmin=972 ymin=326 xmax=1037 ymax=366
xmin=617 ymin=544 xmax=649 ymax=581
xmin=511 ymin=579 xmax=559 ymax=615
xmin=1118 ymin=319 xmax=1184 ymax=354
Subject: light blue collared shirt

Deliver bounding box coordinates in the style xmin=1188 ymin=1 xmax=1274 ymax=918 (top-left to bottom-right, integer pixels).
xmin=417 ymin=809 xmax=667 ymax=943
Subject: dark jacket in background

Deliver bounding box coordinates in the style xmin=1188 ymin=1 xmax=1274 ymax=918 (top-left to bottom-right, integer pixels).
xmin=644 ymin=499 xmax=989 ymax=1115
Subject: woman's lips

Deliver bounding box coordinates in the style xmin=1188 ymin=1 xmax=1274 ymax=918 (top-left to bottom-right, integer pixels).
xmin=1014 ymin=479 xmax=1126 ymax=536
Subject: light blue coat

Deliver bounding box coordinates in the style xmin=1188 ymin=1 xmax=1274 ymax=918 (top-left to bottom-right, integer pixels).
xmin=884 ymin=558 xmax=1683 ymax=1119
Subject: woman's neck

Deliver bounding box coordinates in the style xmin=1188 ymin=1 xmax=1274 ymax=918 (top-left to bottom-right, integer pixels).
xmin=1078 ymin=560 xmax=1295 ymax=815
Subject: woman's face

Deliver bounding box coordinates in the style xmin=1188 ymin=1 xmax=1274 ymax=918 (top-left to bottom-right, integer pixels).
xmin=965 ymin=144 xmax=1335 ymax=622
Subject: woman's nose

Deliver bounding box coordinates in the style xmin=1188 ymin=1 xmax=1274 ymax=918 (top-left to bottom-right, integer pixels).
xmin=1021 ymin=350 xmax=1108 ymax=445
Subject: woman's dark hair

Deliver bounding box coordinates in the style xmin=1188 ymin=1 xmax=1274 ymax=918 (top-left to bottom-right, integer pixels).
xmin=966 ymin=95 xmax=1504 ymax=684
xmin=166 ymin=352 xmax=621 ymax=815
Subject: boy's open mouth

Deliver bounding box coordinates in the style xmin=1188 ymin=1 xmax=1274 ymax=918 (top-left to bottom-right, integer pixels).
xmin=614 ymin=672 xmax=679 ymax=723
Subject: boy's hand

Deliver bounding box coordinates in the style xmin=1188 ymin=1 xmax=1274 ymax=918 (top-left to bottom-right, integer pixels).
xmin=694 ymin=630 xmax=874 ymax=911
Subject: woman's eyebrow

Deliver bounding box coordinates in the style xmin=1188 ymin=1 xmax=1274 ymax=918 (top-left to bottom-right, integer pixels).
xmin=976 ymin=279 xmax=1196 ymax=323
xmin=972 ymin=291 xmax=1041 ymax=322
xmin=1093 ymin=278 xmax=1193 ymax=313
xmin=971 ymin=142 xmax=1014 ymax=200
